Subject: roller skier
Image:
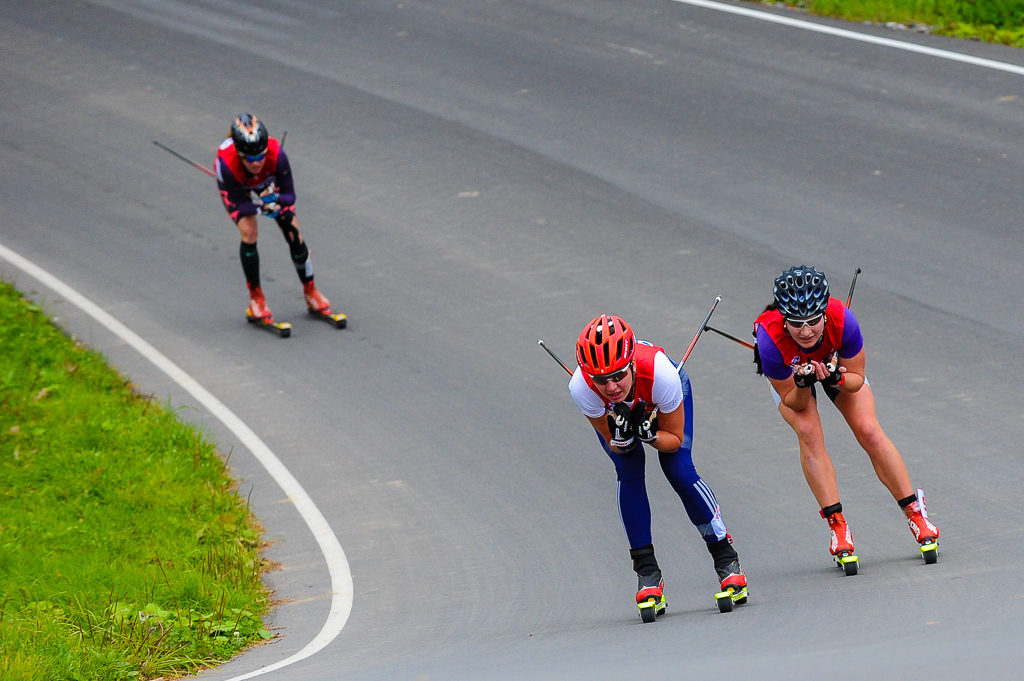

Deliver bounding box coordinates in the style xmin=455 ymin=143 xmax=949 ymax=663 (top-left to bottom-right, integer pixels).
xmin=753 ymin=266 xmax=940 ymax=574
xmin=568 ymin=315 xmax=748 ymax=622
xmin=215 ymin=113 xmax=343 ymax=332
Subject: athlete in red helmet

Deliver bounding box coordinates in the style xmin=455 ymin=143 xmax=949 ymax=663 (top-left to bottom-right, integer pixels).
xmin=754 ymin=266 xmax=939 ymax=573
xmin=215 ymin=113 xmax=334 ymax=323
xmin=569 ymin=315 xmax=748 ymax=621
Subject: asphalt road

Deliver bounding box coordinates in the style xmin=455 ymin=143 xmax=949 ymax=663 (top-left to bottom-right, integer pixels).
xmin=2 ymin=1 xmax=1023 ymax=679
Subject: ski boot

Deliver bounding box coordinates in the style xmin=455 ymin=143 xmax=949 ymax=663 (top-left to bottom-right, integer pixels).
xmin=714 ymin=560 xmax=748 ymax=613
xmin=904 ymin=498 xmax=939 ymax=564
xmin=245 ymin=285 xmax=291 ymax=337
xmin=636 ymin=570 xmax=666 ymax=624
xmin=304 ymin=280 xmax=347 ymax=328
xmin=824 ymin=508 xmax=858 ymax=576
xmin=708 ymin=536 xmax=748 ymax=612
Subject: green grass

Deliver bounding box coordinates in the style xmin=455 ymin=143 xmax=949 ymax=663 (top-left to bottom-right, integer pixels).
xmin=762 ymin=0 xmax=1024 ymax=47
xmin=0 ymin=282 xmax=273 ymax=680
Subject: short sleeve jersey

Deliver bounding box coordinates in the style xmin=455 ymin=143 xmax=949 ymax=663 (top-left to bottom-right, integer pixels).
xmin=755 ymin=302 xmax=865 ymax=381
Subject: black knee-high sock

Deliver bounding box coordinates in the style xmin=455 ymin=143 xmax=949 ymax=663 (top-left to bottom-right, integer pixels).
xmin=289 ymin=240 xmax=313 ymax=284
xmin=240 ymin=241 xmax=260 ymax=289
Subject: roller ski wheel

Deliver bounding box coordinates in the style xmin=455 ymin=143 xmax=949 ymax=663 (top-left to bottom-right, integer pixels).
xmin=834 ymin=551 xmax=859 ymax=576
xmin=920 ymin=539 xmax=939 ymax=565
xmin=309 ymin=306 xmax=347 ymax=329
xmin=246 ymin=309 xmax=292 ymax=338
xmin=635 ymin=571 xmax=666 ymax=624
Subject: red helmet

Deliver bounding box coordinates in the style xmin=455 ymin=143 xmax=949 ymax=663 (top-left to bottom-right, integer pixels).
xmin=576 ymin=315 xmax=635 ymax=376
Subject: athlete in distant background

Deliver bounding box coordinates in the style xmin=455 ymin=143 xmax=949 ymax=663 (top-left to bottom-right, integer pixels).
xmin=753 ymin=266 xmax=940 ymax=573
xmin=215 ymin=113 xmax=334 ymax=323
xmin=568 ymin=314 xmax=748 ymax=621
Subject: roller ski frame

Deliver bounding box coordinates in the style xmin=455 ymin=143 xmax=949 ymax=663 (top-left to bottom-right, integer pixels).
xmin=834 ymin=550 xmax=859 ymax=576
xmin=714 ymin=585 xmax=748 ymax=613
xmin=714 ymin=581 xmax=748 ymax=613
xmin=636 ymin=571 xmax=666 ymax=624
xmin=637 ymin=593 xmax=666 ymax=624
xmin=246 ymin=309 xmax=292 ymax=337
xmin=309 ymin=306 xmax=347 ymax=329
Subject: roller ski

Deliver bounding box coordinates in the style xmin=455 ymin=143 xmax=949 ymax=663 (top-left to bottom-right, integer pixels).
xmin=825 ymin=509 xmax=859 ymax=576
xmin=245 ymin=285 xmax=291 ymax=338
xmin=636 ymin=570 xmax=666 ymax=624
xmin=906 ymin=489 xmax=939 ymax=565
xmin=304 ymin=281 xmax=347 ymax=329
xmin=714 ymin=561 xmax=748 ymax=613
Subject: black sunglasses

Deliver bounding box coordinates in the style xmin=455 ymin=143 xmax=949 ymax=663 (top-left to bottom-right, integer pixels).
xmin=592 ymin=366 xmax=630 ymax=385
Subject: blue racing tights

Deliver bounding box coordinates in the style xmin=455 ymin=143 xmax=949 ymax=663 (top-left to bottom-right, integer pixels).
xmin=597 ymin=370 xmax=728 ymax=549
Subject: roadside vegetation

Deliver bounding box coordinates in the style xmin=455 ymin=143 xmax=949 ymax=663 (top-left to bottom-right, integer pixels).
xmin=762 ymin=0 xmax=1024 ymax=46
xmin=0 ymin=282 xmax=272 ymax=680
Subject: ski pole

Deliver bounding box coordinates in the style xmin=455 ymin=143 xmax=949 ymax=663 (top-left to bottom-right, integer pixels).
xmin=679 ymin=296 xmax=721 ymax=369
xmin=704 ymin=324 xmax=755 ymax=351
xmin=153 ymin=140 xmax=216 ymax=178
xmin=846 ymin=267 xmax=862 ymax=308
xmin=280 ymin=130 xmax=287 ymax=149
xmin=538 ymin=339 xmax=574 ymax=377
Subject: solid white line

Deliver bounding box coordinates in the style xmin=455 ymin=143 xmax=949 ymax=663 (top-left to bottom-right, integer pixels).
xmin=0 ymin=242 xmax=353 ymax=681
xmin=670 ymin=0 xmax=1024 ymax=76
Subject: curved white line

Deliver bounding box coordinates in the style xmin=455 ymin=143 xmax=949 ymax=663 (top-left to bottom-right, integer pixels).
xmin=0 ymin=242 xmax=353 ymax=680
xmin=671 ymin=0 xmax=1024 ymax=76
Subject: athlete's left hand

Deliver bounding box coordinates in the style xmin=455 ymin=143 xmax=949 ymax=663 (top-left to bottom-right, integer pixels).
xmin=635 ymin=408 xmax=659 ymax=443
xmin=818 ymin=357 xmax=846 ymax=387
xmin=259 ymin=186 xmax=281 ymax=217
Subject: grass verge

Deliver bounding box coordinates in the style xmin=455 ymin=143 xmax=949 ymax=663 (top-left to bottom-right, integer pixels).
xmin=758 ymin=0 xmax=1024 ymax=47
xmin=0 ymin=281 xmax=273 ymax=680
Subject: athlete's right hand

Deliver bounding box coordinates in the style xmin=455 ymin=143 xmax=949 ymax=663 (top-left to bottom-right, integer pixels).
xmin=792 ymin=364 xmax=817 ymax=389
xmin=607 ymin=402 xmax=637 ymax=449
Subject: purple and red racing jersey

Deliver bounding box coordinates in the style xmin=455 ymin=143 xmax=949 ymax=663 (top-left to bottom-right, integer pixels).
xmin=754 ymin=298 xmax=865 ymax=381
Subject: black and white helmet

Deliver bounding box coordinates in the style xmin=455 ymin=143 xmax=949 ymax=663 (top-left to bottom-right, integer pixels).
xmin=230 ymin=113 xmax=269 ymax=157
xmin=773 ymin=266 xmax=829 ymax=318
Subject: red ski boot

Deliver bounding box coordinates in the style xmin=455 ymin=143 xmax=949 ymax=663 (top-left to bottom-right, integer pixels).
xmin=303 ymin=280 xmax=331 ymax=313
xmin=904 ymin=498 xmax=939 ymax=564
xmin=636 ymin=570 xmax=666 ymax=623
xmin=304 ymin=280 xmax=348 ymax=328
xmin=824 ymin=510 xmax=859 ymax=576
xmin=247 ymin=284 xmax=272 ymax=321
xmin=245 ymin=285 xmax=291 ymax=337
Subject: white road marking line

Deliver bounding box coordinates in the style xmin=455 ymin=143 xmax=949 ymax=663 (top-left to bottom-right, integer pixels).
xmin=0 ymin=242 xmax=352 ymax=680
xmin=670 ymin=0 xmax=1024 ymax=76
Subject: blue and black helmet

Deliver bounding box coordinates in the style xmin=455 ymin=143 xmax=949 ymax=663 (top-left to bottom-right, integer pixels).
xmin=773 ymin=266 xmax=829 ymax=319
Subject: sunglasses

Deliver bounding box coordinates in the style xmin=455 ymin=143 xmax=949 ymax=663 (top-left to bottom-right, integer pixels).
xmin=785 ymin=314 xmax=824 ymax=329
xmin=243 ymin=151 xmax=267 ymax=163
xmin=591 ymin=366 xmax=630 ymax=385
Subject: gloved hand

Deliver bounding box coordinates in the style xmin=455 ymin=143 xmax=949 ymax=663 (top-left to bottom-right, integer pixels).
xmin=819 ymin=356 xmax=846 ymax=387
xmin=793 ymin=364 xmax=817 ymax=389
xmin=607 ymin=402 xmax=637 ymax=449
xmin=259 ymin=186 xmax=281 ymax=217
xmin=635 ymin=408 xmax=659 ymax=443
